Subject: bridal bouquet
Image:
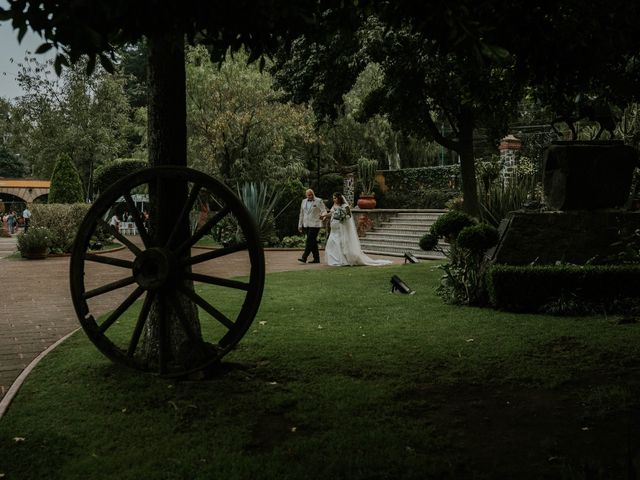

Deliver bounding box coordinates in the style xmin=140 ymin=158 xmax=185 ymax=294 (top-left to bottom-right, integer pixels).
xmin=333 ymin=206 xmax=349 ymax=223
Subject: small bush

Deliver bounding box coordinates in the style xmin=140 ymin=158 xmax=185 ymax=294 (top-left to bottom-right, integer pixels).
xmin=419 ymin=232 xmax=439 ymax=251
xmin=278 ymin=235 xmax=306 ymax=248
xmin=31 ymin=203 xmax=92 ymax=253
xmin=457 ymin=224 xmax=499 ymax=253
xmin=17 ymin=226 xmax=53 ymax=253
xmin=430 ymin=210 xmax=476 ymax=240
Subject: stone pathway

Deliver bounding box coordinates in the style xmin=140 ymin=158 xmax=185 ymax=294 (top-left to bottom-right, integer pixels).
xmin=0 ymin=235 xmax=17 ymax=259
xmin=0 ymin=244 xmax=401 ymax=402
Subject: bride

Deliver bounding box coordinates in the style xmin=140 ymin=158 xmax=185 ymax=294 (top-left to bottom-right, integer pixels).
xmin=321 ymin=193 xmax=392 ymax=267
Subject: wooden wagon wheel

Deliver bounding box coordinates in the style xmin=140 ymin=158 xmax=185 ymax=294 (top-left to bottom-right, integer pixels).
xmin=70 ymin=166 xmax=265 ymax=377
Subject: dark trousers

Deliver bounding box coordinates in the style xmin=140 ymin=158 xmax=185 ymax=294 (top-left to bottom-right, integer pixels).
xmin=302 ymin=227 xmax=320 ymax=261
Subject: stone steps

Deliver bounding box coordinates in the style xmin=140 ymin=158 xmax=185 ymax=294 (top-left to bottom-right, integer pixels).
xmin=360 ymin=209 xmax=447 ymax=258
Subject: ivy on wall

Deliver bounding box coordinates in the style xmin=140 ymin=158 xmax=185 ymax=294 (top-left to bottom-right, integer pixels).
xmin=381 ymin=165 xmax=461 ymax=194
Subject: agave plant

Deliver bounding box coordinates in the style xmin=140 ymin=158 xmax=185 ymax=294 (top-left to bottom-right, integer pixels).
xmin=236 ymin=182 xmax=292 ymax=244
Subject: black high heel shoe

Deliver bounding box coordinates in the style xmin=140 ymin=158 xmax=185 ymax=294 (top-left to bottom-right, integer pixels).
xmin=404 ymin=252 xmax=420 ymax=264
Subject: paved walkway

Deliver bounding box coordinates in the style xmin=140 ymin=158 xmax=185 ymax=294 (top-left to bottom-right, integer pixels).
xmin=0 ymin=238 xmax=401 ymax=401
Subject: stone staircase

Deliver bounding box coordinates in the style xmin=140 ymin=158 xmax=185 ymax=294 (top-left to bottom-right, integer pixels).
xmin=360 ymin=210 xmax=448 ymax=259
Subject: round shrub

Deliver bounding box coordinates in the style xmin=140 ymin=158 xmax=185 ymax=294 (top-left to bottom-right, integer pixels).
xmin=93 ymin=159 xmax=148 ymax=196
xmin=456 ymin=223 xmax=499 ymax=252
xmin=430 ymin=210 xmax=476 ymax=239
xmin=419 ymin=232 xmax=439 ymax=251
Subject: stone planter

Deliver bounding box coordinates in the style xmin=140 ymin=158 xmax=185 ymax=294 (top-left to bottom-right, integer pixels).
xmin=21 ymin=248 xmax=49 ymax=259
xmin=543 ymin=140 xmax=638 ymax=210
xmin=357 ymin=194 xmax=377 ymax=209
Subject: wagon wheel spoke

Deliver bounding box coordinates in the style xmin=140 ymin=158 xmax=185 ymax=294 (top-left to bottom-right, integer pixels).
xmin=177 ymin=283 xmax=235 ymax=330
xmin=127 ymin=290 xmax=156 ymax=357
xmin=165 ymin=183 xmax=201 ymax=249
xmin=123 ymin=192 xmax=152 ymax=248
xmin=84 ymin=276 xmax=137 ymax=300
xmin=98 ymin=286 xmax=145 ymax=333
xmin=85 ymin=253 xmax=134 ymax=269
xmin=185 ymin=272 xmax=250 ymax=291
xmin=184 ymin=242 xmax=247 ymax=267
xmin=98 ymin=218 xmax=142 ymax=256
xmin=157 ymin=295 xmax=168 ymax=375
xmin=176 ymin=205 xmax=232 ymax=256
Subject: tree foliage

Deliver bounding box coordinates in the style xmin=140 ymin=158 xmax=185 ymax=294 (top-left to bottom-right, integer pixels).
xmin=48 ymin=153 xmax=84 ymax=203
xmin=10 ymin=56 xmax=137 ymax=195
xmin=185 ymin=46 xmax=314 ymax=184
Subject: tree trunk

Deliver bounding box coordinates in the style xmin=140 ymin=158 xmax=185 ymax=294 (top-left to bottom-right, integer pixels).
xmin=142 ymin=30 xmax=203 ymax=370
xmin=457 ymin=109 xmax=480 ymax=219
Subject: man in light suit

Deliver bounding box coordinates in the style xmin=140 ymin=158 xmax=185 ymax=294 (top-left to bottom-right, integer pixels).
xmin=298 ymin=189 xmax=327 ymax=263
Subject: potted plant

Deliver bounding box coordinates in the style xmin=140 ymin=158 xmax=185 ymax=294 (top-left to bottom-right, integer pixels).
xmin=17 ymin=226 xmax=53 ymax=259
xmin=357 ymin=157 xmax=378 ymax=209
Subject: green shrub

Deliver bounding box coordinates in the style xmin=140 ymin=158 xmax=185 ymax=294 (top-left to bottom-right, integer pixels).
xmin=430 ymin=210 xmax=476 ymax=240
xmin=487 ymin=264 xmax=640 ymax=313
xmin=31 ymin=203 xmax=92 ymax=253
xmin=378 ymin=188 xmax=458 ymax=209
xmin=278 ymin=235 xmax=306 ymax=248
xmin=419 ymin=232 xmax=439 ymax=251
xmin=17 ymin=226 xmax=53 ymax=253
xmin=48 ymin=154 xmax=84 ymax=204
xmin=382 ymin=165 xmax=461 ymax=192
xmin=457 ymin=224 xmax=499 ymax=253
xmin=478 ymin=173 xmax=538 ymax=227
xmin=425 ymin=211 xmax=498 ymax=305
xmin=93 ymin=159 xmax=148 ymax=196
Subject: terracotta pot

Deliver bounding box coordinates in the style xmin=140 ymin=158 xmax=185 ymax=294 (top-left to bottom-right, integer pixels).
xmin=357 ymin=195 xmax=376 ymax=209
xmin=21 ymin=248 xmax=49 ymax=259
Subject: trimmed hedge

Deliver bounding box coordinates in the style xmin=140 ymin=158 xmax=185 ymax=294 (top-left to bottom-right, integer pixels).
xmin=31 ymin=203 xmax=92 ymax=253
xmin=93 ymin=159 xmax=148 ymax=195
xmin=382 ymin=165 xmax=461 ymax=192
xmin=377 ymin=188 xmax=459 ymax=209
xmin=49 ymin=154 xmax=84 ymax=204
xmin=487 ymin=264 xmax=640 ymax=313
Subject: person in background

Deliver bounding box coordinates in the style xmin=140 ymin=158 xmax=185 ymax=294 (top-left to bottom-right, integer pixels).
xmin=22 ymin=205 xmax=31 ymax=233
xmin=297 ymin=189 xmax=327 ymax=264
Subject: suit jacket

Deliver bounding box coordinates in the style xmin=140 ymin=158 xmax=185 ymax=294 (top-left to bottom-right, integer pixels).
xmin=298 ymin=197 xmax=327 ymax=229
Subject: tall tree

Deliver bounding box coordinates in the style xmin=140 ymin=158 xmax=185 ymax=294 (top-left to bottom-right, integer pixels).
xmin=0 ymin=0 xmax=366 ymax=372
xmin=274 ymin=2 xmax=640 ymax=217
xmin=11 ymin=56 xmax=134 ymax=195
xmin=185 ymin=46 xmax=313 ymax=184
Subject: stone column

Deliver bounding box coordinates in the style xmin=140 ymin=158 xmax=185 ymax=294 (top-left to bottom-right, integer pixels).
xmin=343 ymin=173 xmax=355 ymax=206
xmin=499 ymin=134 xmax=522 ymax=183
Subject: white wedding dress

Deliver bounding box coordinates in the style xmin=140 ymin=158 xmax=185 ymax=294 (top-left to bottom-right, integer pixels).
xmin=325 ymin=205 xmax=392 ymax=267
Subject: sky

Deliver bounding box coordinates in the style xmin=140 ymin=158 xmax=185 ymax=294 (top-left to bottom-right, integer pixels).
xmin=0 ymin=17 xmax=56 ymax=100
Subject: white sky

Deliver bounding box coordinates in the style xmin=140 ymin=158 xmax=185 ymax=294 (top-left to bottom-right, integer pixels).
xmin=0 ymin=16 xmax=56 ymax=100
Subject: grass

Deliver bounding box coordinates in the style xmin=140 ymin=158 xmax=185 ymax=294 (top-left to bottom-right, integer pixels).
xmin=2 ymin=264 xmax=640 ymax=479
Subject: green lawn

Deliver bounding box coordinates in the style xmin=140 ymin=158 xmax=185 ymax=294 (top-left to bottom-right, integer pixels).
xmin=1 ymin=264 xmax=640 ymax=479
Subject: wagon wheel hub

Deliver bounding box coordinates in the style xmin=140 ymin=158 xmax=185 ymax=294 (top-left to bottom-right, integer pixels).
xmin=132 ymin=247 xmax=174 ymax=290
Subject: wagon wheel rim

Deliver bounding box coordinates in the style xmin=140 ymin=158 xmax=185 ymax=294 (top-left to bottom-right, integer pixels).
xmin=69 ymin=166 xmax=265 ymax=377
